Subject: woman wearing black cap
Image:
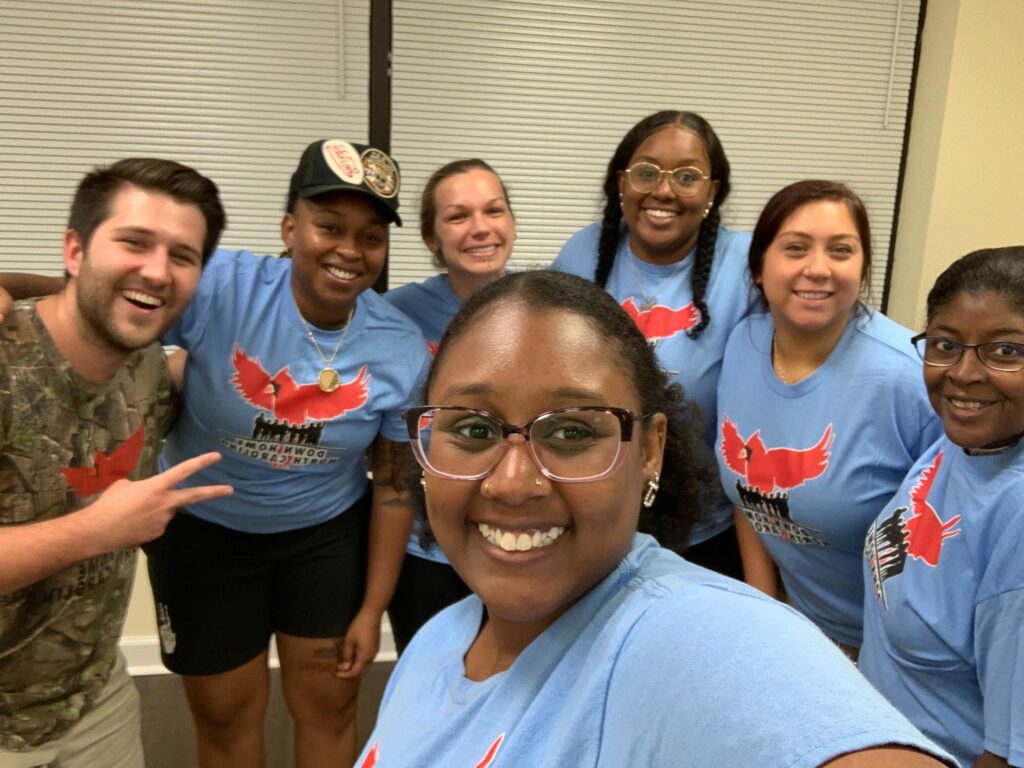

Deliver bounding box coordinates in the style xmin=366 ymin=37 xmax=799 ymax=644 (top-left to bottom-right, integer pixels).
xmin=144 ymin=139 xmax=429 ymax=767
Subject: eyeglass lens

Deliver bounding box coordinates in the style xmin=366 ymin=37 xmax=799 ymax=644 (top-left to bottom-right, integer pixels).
xmin=417 ymin=408 xmax=625 ymax=480
xmin=628 ymin=163 xmax=705 ymax=197
xmin=915 ymin=337 xmax=1024 ymax=372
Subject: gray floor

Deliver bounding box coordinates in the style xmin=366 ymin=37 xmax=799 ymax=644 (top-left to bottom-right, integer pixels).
xmin=137 ymin=661 xmax=394 ymax=768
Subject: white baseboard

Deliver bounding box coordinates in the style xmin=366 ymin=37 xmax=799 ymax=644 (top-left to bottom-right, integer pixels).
xmin=121 ymin=623 xmax=397 ymax=676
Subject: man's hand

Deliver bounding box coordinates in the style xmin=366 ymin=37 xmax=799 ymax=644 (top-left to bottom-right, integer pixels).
xmin=83 ymin=451 xmax=232 ymax=551
xmin=0 ymin=286 xmax=13 ymax=323
xmin=0 ymin=452 xmax=233 ymax=595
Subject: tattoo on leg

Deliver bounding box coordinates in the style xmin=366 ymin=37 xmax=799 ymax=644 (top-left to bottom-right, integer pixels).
xmin=313 ymin=645 xmax=336 ymax=661
xmin=297 ymin=641 xmax=344 ymax=674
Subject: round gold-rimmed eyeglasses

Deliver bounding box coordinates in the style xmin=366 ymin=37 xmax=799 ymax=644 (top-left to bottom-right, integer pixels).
xmin=624 ymin=162 xmax=711 ymax=198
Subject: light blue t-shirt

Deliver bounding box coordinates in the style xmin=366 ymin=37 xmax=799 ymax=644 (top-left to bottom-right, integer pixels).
xmin=384 ymin=273 xmax=461 ymax=357
xmin=160 ymin=248 xmax=430 ymax=533
xmin=716 ymin=311 xmax=941 ymax=646
xmin=552 ymin=223 xmax=754 ymax=543
xmin=384 ymin=273 xmax=463 ymax=562
xmin=861 ymin=436 xmax=1024 ymax=767
xmin=357 ymin=534 xmax=949 ymax=767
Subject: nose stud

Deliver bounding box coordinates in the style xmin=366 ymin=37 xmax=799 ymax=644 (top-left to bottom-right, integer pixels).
xmin=480 ymin=477 xmax=542 ymax=496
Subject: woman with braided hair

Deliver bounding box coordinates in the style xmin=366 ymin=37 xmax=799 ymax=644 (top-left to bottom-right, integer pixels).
xmin=552 ymin=110 xmax=752 ymax=576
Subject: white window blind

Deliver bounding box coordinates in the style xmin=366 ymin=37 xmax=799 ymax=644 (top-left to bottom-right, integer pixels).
xmin=388 ymin=0 xmax=920 ymax=306
xmin=0 ymin=0 xmax=370 ymax=272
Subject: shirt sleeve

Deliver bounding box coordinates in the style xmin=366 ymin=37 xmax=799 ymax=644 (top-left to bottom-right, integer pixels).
xmin=550 ymin=224 xmax=600 ymax=278
xmin=162 ymin=247 xmax=230 ymax=349
xmin=601 ymin=589 xmax=953 ymax=767
xmin=377 ymin=337 xmax=431 ymax=443
xmin=975 ymin=587 xmax=1024 ymax=766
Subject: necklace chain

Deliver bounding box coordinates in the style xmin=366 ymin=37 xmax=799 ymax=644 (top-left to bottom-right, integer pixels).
xmin=297 ymin=307 xmax=355 ymax=392
xmin=772 ymin=332 xmax=790 ymax=384
xmin=627 ymin=253 xmax=687 ymax=310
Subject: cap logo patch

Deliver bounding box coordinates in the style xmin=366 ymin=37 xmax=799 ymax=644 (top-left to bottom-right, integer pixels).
xmin=321 ymin=140 xmax=364 ymax=185
xmin=361 ymin=148 xmax=400 ymax=199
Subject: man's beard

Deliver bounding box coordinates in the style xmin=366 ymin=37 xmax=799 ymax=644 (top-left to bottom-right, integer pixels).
xmin=75 ymin=259 xmax=168 ymax=355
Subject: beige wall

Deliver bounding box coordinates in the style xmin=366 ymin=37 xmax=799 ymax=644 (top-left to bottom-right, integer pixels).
xmin=124 ymin=556 xmax=156 ymax=637
xmin=121 ymin=0 xmax=1024 ymax=643
xmin=888 ymin=0 xmax=1024 ymax=329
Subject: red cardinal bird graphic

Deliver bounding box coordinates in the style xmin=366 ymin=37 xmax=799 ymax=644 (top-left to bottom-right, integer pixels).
xmin=358 ymin=741 xmax=379 ymax=768
xmin=231 ymin=345 xmax=371 ymax=426
xmin=61 ymin=423 xmax=145 ymax=498
xmin=905 ymin=452 xmax=960 ymax=566
xmin=720 ymin=416 xmax=834 ymax=494
xmin=474 ymin=734 xmax=504 ymax=768
xmin=621 ymin=298 xmax=700 ymax=340
xmin=357 ymin=734 xmax=503 ymax=768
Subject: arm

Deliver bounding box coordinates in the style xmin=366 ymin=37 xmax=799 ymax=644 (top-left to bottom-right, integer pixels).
xmin=0 ymin=452 xmax=232 ymax=595
xmin=972 ymin=753 xmax=1010 ymax=768
xmin=337 ymin=437 xmax=415 ymax=678
xmin=0 ymin=274 xmax=64 ymax=321
xmin=734 ymin=506 xmax=781 ymax=598
xmin=824 ymin=747 xmax=947 ymax=767
xmin=166 ymin=348 xmax=187 ymax=392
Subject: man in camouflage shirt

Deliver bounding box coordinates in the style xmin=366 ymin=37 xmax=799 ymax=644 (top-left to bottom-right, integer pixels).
xmin=0 ymin=159 xmax=233 ymax=766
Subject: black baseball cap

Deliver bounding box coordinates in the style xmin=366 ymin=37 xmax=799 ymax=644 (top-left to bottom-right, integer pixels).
xmin=289 ymin=139 xmax=402 ymax=225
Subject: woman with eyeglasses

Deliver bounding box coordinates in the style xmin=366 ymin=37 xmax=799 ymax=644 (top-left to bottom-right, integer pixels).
xmin=552 ymin=110 xmax=752 ymax=576
xmin=860 ymin=247 xmax=1024 ymax=768
xmin=354 ymin=269 xmax=950 ymax=767
xmin=714 ymin=180 xmax=941 ymax=657
xmin=383 ymin=159 xmax=515 ymax=653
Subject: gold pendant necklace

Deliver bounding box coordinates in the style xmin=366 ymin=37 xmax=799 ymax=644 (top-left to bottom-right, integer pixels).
xmin=297 ymin=307 xmax=355 ymax=392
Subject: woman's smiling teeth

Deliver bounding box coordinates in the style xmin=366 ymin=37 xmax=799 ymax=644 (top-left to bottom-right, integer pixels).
xmin=325 ymin=264 xmax=357 ymax=280
xmin=478 ymin=523 xmax=566 ymax=552
xmin=464 ymin=245 xmax=499 ymax=256
xmin=949 ymin=397 xmax=990 ymax=411
xmin=643 ymin=208 xmax=678 ymax=220
xmin=796 ymin=290 xmax=830 ymax=300
xmin=121 ymin=290 xmax=164 ymax=308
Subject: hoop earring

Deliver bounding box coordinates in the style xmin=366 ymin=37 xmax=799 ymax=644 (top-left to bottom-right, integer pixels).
xmin=642 ymin=473 xmax=660 ymax=509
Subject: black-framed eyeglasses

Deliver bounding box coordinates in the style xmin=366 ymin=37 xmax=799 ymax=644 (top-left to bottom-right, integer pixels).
xmin=911 ymin=334 xmax=1024 ymax=372
xmin=405 ymin=406 xmax=651 ymax=482
xmin=624 ymin=162 xmax=711 ymax=198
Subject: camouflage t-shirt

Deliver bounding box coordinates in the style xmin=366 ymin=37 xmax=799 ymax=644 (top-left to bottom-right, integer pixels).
xmin=0 ymin=301 xmax=176 ymax=749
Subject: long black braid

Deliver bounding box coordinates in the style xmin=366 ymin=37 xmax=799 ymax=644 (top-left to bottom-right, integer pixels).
xmin=594 ymin=111 xmax=732 ymax=340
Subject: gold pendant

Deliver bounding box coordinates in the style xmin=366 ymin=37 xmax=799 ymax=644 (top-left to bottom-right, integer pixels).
xmin=318 ymin=368 xmax=340 ymax=392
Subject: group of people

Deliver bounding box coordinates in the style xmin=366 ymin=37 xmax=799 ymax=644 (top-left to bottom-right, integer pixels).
xmin=0 ymin=108 xmax=1019 ymax=768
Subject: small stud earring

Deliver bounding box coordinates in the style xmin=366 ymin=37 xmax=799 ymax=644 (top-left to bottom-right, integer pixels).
xmin=481 ymin=479 xmax=495 ymax=498
xmin=535 ymin=478 xmax=542 ymax=487
xmin=642 ymin=473 xmax=660 ymax=509
xmin=702 ymin=202 xmax=713 ymax=220
xmin=420 ymin=474 xmax=426 ymax=490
